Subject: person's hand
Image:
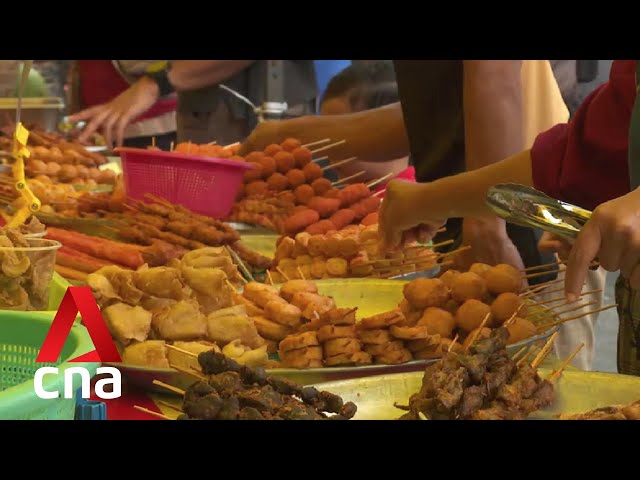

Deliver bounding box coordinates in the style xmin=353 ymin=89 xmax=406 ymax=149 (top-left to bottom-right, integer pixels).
xmin=565 ymin=188 xmax=640 ymax=300
xmin=68 ymin=76 xmax=160 ymax=148
xmin=238 ymin=121 xmax=285 ymax=156
xmin=454 ymin=217 xmax=526 ymax=271
xmin=538 ymin=231 xmax=572 ymax=262
xmin=378 ymin=179 xmax=446 ymax=251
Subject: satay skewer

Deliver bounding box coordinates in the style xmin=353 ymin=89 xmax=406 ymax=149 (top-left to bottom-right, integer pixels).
xmin=321 ymin=156 xmax=357 ymax=172
xmin=366 ymin=172 xmax=395 ymax=189
xmin=297 ymin=266 xmax=306 ymax=280
xmin=266 ymin=270 xmax=275 ymax=285
xmin=152 ymin=380 xmax=186 ymax=396
xmin=302 ymin=138 xmax=331 ymax=149
xmin=549 ymin=342 xmax=585 ymax=382
xmin=134 ymin=405 xmax=172 ymax=420
xmin=156 ymin=400 xmax=183 ymax=412
xmin=332 ymin=171 xmax=365 ymax=186
xmin=170 ymin=363 xmax=205 ymax=380
xmin=464 ymin=313 xmax=492 ymax=352
xmin=536 ymin=304 xmax=618 ymax=331
xmin=309 ymin=139 xmax=346 ymax=155
xmin=372 ymin=189 xmax=385 ymax=198
xmin=225 ymin=245 xmax=254 ymax=283
xmin=530 ymin=331 xmax=560 ymax=369
xmin=511 ymin=345 xmax=529 ymax=362
xmin=165 ymin=344 xmax=198 ymax=358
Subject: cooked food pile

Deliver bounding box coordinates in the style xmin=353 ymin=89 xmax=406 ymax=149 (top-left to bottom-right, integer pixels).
xmin=397 ymin=328 xmax=555 ymax=420
xmin=0 ymin=225 xmax=57 ymax=310
xmin=178 ymin=350 xmax=357 ymax=420
xmin=88 ymin=248 xmax=271 ymax=369
xmin=269 ymin=224 xmax=437 ymax=281
xmin=559 ymin=400 xmax=640 ymax=420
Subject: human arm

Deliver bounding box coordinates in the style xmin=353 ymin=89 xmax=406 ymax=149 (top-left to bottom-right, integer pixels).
xmin=166 ymin=60 xmax=255 ymax=91
xmin=238 ymin=102 xmax=409 ymax=161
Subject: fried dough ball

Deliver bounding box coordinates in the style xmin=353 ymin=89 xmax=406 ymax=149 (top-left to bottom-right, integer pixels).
xmin=46 ymin=162 xmax=61 ymax=177
xmin=257 ymin=156 xmax=276 ymax=177
xmin=417 ymin=307 xmax=456 ymax=338
xmin=506 ymin=317 xmax=537 ymax=344
xmin=469 ymin=262 xmax=492 ymax=279
xmin=439 ymin=269 xmax=460 ymax=290
xmin=264 ymin=298 xmax=302 ymax=328
xmin=451 ymin=272 xmax=487 ymax=302
xmin=286 ymin=168 xmax=306 ymax=188
xmin=267 ymin=172 xmax=289 ymax=191
xmin=491 ymin=292 xmax=528 ymax=324
xmin=58 ymin=164 xmax=78 ymax=182
xmin=486 ymin=264 xmax=523 ymax=295
xmin=310 ymin=257 xmax=327 ymax=279
xmin=455 ymin=299 xmax=492 ymax=332
xmin=292 ymin=147 xmax=313 ymax=167
xmin=281 ymin=138 xmax=302 ymax=152
xmin=280 ymin=279 xmax=318 ymax=302
xmin=264 ymin=144 xmax=283 ymax=157
xmin=274 ymin=151 xmax=296 ymax=173
xmin=462 ymin=327 xmax=492 ymax=351
xmin=403 ymin=278 xmax=450 ymax=309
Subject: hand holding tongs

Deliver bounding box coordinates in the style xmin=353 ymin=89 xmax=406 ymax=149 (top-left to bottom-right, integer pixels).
xmin=485 ymin=184 xmax=592 ymax=240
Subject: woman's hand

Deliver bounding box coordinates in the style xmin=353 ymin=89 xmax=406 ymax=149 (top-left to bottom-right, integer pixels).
xmin=378 ymin=179 xmax=446 ymax=250
xmin=538 ymin=231 xmax=572 ymax=262
xmin=565 ymin=188 xmax=640 ymax=300
xmin=69 ymin=76 xmax=160 ymax=148
xmin=238 ymin=121 xmax=285 ymax=155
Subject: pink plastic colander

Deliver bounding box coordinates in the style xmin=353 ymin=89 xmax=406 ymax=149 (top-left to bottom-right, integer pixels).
xmin=115 ymin=147 xmax=255 ymax=218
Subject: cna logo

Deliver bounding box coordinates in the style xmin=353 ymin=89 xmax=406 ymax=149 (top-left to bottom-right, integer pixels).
xmin=35 ymin=286 xmax=122 ymax=400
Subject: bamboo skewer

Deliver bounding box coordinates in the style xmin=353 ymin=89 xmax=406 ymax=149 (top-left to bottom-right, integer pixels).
xmin=437 ymin=245 xmax=471 ymax=259
xmin=276 ymin=266 xmax=290 ymax=281
xmin=309 ymin=139 xmax=346 ymax=155
xmin=531 ymin=331 xmax=560 ymax=369
xmin=521 ymin=260 xmax=563 ymax=272
xmin=134 ymin=405 xmax=172 ymax=420
xmin=224 ymin=142 xmax=240 ymax=149
xmin=152 ymin=380 xmax=186 ymax=396
xmin=520 ymin=278 xmax=566 ymax=297
xmin=367 ymin=172 xmax=395 ymax=189
xmin=297 ymin=266 xmax=306 ymax=280
xmin=372 ymin=189 xmax=385 ymax=198
xmin=530 ymin=288 xmax=603 ymax=308
xmin=549 ymin=342 xmax=585 ymax=382
xmin=448 ymin=334 xmax=460 ymax=352
xmin=321 ymin=157 xmax=357 ymax=172
xmin=311 ymin=155 xmax=329 ymax=164
xmin=551 ymin=300 xmax=598 ymax=317
xmin=225 ymin=245 xmax=254 ymax=283
xmin=503 ymin=303 xmax=526 ymax=328
xmin=156 ymin=400 xmax=183 ymax=412
xmin=302 ymin=138 xmax=331 ymax=149
xmin=511 ymin=345 xmax=529 ymax=362
xmin=170 ymin=363 xmax=205 ymax=379
xmin=537 ymin=304 xmax=618 ymax=331
xmin=517 ymin=345 xmax=539 ymax=367
xmin=266 ymin=270 xmax=274 ymax=285
xmin=332 ymin=171 xmax=365 ymax=186
xmin=166 ymin=344 xmax=198 ymax=358
xmin=464 ymin=313 xmax=492 ymax=353
xmin=225 ymin=279 xmax=238 ymax=292
xmin=151 ymin=136 xmax=156 ymax=148
xmin=523 ymin=269 xmax=562 ymax=281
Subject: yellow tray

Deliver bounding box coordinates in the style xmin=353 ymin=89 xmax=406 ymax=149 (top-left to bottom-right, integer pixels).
xmin=239 ymin=234 xmax=279 ymax=259
xmin=310 ymin=369 xmax=640 ymax=420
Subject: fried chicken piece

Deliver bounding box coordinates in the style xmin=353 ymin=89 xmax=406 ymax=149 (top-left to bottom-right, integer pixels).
xmin=222 ymin=339 xmax=268 ymax=367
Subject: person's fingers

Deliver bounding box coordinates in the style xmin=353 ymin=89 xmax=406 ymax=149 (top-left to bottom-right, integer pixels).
xmin=78 ymin=108 xmax=111 ymax=144
xmin=597 ymin=229 xmax=626 ymax=271
xmin=68 ymin=105 xmax=102 ymax=123
xmin=102 ymin=111 xmax=121 ymax=148
xmin=538 ymin=238 xmax=566 ymax=255
xmin=565 ymin=221 xmax=602 ymax=302
xmin=115 ymin=112 xmax=135 ymax=148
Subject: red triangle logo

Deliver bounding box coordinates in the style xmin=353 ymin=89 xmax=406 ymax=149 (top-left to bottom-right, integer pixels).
xmin=36 ymin=286 xmax=122 ymax=363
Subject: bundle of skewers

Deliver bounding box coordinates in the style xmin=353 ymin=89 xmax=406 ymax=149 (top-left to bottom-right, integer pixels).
xmin=134 ymin=350 xmax=358 ymax=420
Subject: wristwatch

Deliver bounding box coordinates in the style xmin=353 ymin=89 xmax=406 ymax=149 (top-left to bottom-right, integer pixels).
xmin=145 ymin=61 xmax=173 ymax=97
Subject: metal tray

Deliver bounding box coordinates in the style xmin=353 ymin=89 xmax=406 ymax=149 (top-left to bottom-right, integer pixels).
xmin=112 ymin=278 xmax=559 ymax=393
xmin=310 ymin=369 xmax=640 ymax=420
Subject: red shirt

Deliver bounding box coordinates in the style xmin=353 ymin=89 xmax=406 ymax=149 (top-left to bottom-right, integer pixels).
xmin=77 ymin=60 xmax=176 ymax=123
xmin=531 ymin=60 xmax=635 ymax=211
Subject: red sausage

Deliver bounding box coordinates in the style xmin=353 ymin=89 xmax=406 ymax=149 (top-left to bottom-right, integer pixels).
xmin=267 ymin=172 xmax=290 ymax=191
xmin=245 ymin=181 xmax=269 ymax=197
xmin=329 ymin=209 xmax=357 ymax=230
xmin=244 ymin=162 xmax=263 ymax=182
xmin=305 ymin=220 xmax=337 ymax=235
xmin=307 ymin=196 xmax=340 ymax=218
xmin=245 ymin=151 xmax=265 ymax=163
xmin=274 ymin=151 xmax=296 ymax=173
xmin=281 ymin=138 xmax=302 ymax=152
xmin=323 ymin=188 xmax=341 ymax=199
xmin=284 ymin=209 xmax=320 ymax=235
xmin=264 ymin=144 xmax=283 ymax=157
xmin=257 ymin=156 xmax=276 ymax=178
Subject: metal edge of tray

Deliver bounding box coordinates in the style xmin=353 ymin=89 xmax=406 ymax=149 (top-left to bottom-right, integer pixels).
xmin=389 ymin=265 xmax=441 ymax=280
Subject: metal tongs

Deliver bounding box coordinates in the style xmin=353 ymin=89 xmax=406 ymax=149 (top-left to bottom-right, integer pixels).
xmin=486 ymin=184 xmax=592 ymax=241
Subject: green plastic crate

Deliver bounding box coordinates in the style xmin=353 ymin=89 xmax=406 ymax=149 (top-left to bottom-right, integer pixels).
xmin=0 ymin=311 xmax=98 ymax=420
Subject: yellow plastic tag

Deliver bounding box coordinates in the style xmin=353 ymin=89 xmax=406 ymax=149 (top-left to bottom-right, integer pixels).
xmin=14 ymin=122 xmax=29 ymax=146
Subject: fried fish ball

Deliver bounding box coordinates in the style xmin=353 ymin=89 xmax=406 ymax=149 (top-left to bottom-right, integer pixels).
xmin=455 ymin=299 xmax=492 ymax=332
xmin=58 ymin=164 xmax=78 ymax=182
xmin=281 ymin=138 xmax=302 ymax=152
xmin=491 ymin=292 xmax=528 ymax=324
xmin=46 ymin=161 xmax=61 ymax=177
xmin=451 ymin=272 xmax=487 ymax=302
xmin=311 ymin=177 xmax=332 ymax=195
xmin=267 ymin=172 xmax=290 ymax=192
xmin=337 ymin=236 xmax=360 ymax=257
xmin=264 ymin=143 xmax=283 ymax=157
xmin=307 ymin=235 xmax=326 ymax=257
xmin=292 ymin=146 xmax=313 ymax=167
xmin=280 ymin=279 xmax=318 ymax=302
xmin=27 ymin=159 xmax=47 ymax=176
xmin=469 ymin=262 xmax=493 ymax=279
xmin=244 ymin=162 xmax=264 ymax=182
xmin=257 ymin=156 xmax=276 ymax=177
xmin=274 ymin=151 xmax=296 ymax=173
xmin=245 ymin=180 xmax=269 ymax=197
xmin=486 ymin=264 xmax=523 ymax=295
xmin=403 ymin=278 xmax=450 ymax=309
xmin=310 ymin=257 xmax=327 ymax=279
xmin=245 ymin=151 xmax=265 ymax=163
xmin=294 ymin=184 xmax=315 ymax=205
xmin=286 ymin=168 xmax=306 ymax=188
xmin=302 ymin=162 xmax=323 ymax=182
xmin=439 ymin=269 xmax=461 ymax=290
xmin=264 ymin=298 xmax=302 ymax=328
xmin=506 ymin=317 xmax=537 ymax=344
xmin=274 ymin=236 xmax=296 ymax=263
xmin=417 ymin=307 xmax=456 ymax=338
xmin=326 ymin=257 xmax=348 ymax=277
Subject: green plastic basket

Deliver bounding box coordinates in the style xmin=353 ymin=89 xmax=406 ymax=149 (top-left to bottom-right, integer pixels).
xmin=48 ymin=272 xmax=71 ymax=312
xmin=0 ymin=311 xmax=98 ymax=420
